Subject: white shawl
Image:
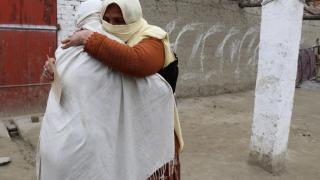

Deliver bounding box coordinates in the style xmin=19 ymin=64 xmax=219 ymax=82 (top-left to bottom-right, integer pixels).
xmin=38 ymin=0 xmax=175 ymax=179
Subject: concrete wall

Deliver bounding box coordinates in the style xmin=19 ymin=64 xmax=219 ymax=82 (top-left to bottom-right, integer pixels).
xmin=57 ymin=0 xmax=320 ymax=97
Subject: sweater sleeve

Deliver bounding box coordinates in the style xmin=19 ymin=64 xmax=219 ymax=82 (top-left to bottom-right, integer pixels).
xmin=84 ymin=32 xmax=165 ymax=77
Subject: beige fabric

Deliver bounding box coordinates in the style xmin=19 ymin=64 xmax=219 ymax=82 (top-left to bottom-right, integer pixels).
xmin=174 ymin=104 xmax=184 ymax=152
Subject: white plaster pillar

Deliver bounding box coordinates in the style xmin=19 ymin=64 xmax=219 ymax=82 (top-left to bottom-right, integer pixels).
xmin=249 ymin=0 xmax=304 ymax=173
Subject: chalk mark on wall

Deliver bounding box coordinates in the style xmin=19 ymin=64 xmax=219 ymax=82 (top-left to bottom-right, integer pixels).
xmin=215 ymin=27 xmax=240 ymax=76
xmin=231 ymin=40 xmax=241 ymax=64
xmin=189 ymin=33 xmax=205 ymax=65
xmin=199 ymin=24 xmax=224 ymax=73
xmin=235 ymin=27 xmax=258 ymax=83
xmin=165 ymin=19 xmax=260 ymax=82
xmin=173 ymin=23 xmax=203 ymax=52
xmin=165 ymin=18 xmax=178 ymax=35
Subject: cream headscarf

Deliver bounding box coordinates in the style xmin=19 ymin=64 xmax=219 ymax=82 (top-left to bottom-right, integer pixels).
xmin=75 ymin=0 xmax=102 ymax=30
xmin=100 ymin=0 xmax=175 ymax=68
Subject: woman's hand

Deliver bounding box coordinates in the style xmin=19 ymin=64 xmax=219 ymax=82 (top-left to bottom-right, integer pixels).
xmin=41 ymin=56 xmax=56 ymax=82
xmin=61 ymin=30 xmax=94 ymax=49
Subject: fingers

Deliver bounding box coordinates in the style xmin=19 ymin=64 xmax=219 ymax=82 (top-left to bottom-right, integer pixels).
xmin=61 ymin=42 xmax=72 ymax=49
xmin=61 ymin=38 xmax=71 ymax=49
xmin=61 ymin=38 xmax=70 ymax=44
xmin=41 ymin=54 xmax=56 ymax=82
xmin=44 ymin=60 xmax=49 ymax=69
xmin=44 ymin=64 xmax=54 ymax=76
xmin=47 ymin=55 xmax=56 ymax=63
xmin=43 ymin=70 xmax=54 ymax=81
xmin=45 ymin=61 xmax=55 ymax=73
xmin=61 ymin=31 xmax=91 ymax=49
xmin=41 ymin=70 xmax=54 ymax=82
xmin=41 ymin=61 xmax=54 ymax=82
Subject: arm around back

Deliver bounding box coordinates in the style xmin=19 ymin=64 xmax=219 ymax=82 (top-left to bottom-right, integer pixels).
xmin=84 ymin=32 xmax=165 ymax=77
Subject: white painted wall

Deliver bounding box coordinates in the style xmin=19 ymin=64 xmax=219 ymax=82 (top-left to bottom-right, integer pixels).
xmin=249 ymin=0 xmax=304 ymax=173
xmin=57 ymin=0 xmax=86 ymax=43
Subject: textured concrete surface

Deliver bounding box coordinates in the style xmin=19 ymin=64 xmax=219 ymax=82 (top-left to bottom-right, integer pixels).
xmin=0 ymin=137 xmax=35 ymax=180
xmin=0 ymin=88 xmax=320 ymax=179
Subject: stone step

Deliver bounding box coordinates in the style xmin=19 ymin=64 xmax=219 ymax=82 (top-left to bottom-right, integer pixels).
xmin=0 ymin=121 xmax=10 ymax=140
xmin=0 ymin=157 xmax=11 ymax=166
xmin=13 ymin=116 xmax=42 ymax=149
xmin=3 ymin=120 xmax=19 ymax=137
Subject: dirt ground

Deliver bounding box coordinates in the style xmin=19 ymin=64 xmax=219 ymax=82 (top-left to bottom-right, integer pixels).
xmin=178 ymin=88 xmax=320 ymax=180
xmin=0 ymin=87 xmax=320 ymax=180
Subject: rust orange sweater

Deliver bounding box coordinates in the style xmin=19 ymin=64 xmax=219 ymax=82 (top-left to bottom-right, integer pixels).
xmin=84 ymin=32 xmax=165 ymax=77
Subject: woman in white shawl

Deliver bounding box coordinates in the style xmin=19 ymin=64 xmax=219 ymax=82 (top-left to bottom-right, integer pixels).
xmin=41 ymin=0 xmax=183 ymax=179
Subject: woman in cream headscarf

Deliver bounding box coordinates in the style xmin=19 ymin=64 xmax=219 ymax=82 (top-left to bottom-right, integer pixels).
xmin=46 ymin=0 xmax=183 ymax=179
